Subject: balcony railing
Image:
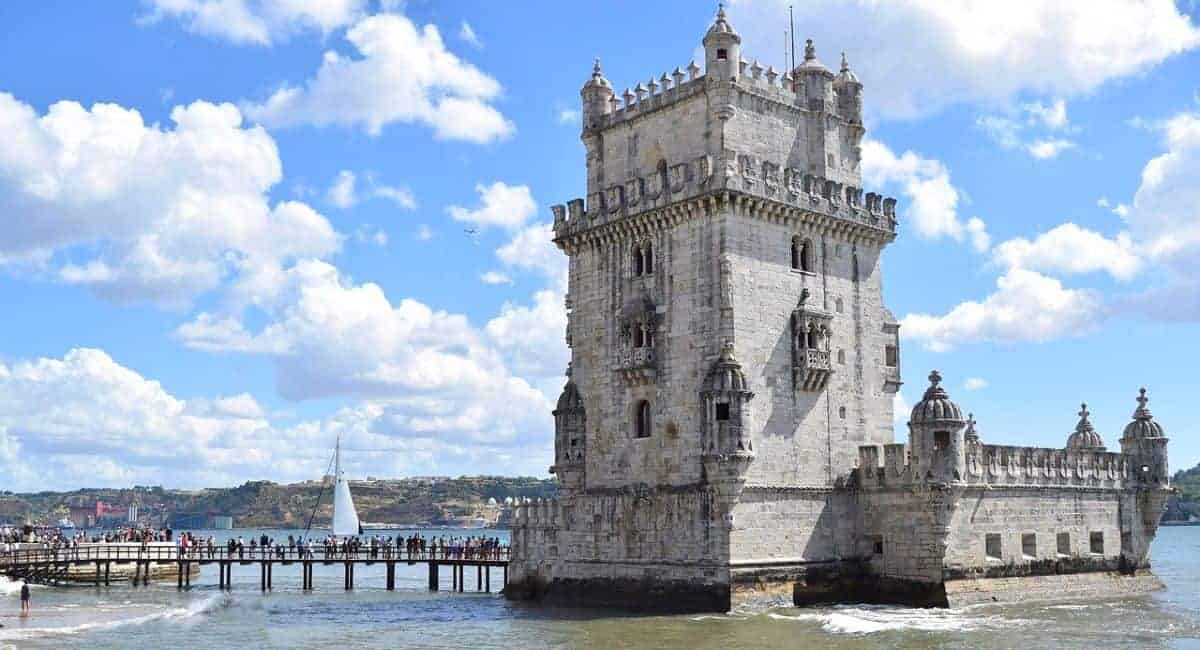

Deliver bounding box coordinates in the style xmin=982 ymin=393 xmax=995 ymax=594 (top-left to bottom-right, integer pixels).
xmin=617 ymin=347 xmax=655 ymax=369
xmin=804 ymin=348 xmax=831 ymax=371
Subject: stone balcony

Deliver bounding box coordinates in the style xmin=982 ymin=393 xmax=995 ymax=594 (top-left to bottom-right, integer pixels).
xmin=617 ymin=347 xmax=656 ymax=386
xmin=883 ymin=365 xmax=902 ymax=392
xmin=795 ymin=348 xmax=833 ymax=392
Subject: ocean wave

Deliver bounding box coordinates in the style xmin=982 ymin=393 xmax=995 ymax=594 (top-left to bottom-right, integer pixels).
xmin=767 ymin=605 xmax=1026 ymax=635
xmin=0 ymin=593 xmax=227 ymax=641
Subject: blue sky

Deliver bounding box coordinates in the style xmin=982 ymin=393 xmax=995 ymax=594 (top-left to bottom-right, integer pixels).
xmin=0 ymin=0 xmax=1197 ymax=490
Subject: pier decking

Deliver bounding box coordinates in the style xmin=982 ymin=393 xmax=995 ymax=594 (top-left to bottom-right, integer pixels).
xmin=0 ymin=544 xmax=509 ymax=593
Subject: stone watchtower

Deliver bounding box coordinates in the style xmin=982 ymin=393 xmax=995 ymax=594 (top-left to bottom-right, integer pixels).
xmin=510 ymin=7 xmax=902 ymax=611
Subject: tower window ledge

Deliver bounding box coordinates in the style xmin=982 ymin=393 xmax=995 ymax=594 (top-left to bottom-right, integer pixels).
xmin=790 ymin=269 xmax=817 ymax=277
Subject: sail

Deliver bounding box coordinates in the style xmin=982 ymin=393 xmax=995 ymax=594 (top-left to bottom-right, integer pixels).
xmin=331 ymin=434 xmax=360 ymax=536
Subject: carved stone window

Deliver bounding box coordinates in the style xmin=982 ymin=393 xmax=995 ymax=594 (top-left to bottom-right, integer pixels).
xmin=716 ymin=402 xmax=730 ymax=421
xmin=1090 ymin=531 xmax=1104 ymax=555
xmin=791 ymin=237 xmax=814 ymax=272
xmin=837 ymin=349 xmax=845 ymax=364
xmin=885 ymin=345 xmax=898 ymax=368
xmin=717 ymin=48 xmax=728 ymax=61
xmin=635 ymin=400 xmax=652 ymax=438
xmin=838 ymin=406 xmax=847 ymax=419
xmin=1057 ymin=532 xmax=1071 ymax=556
xmin=1022 ymin=533 xmax=1037 ymax=559
xmin=985 ymin=533 xmax=1002 ymax=561
xmin=792 ymin=291 xmax=834 ymax=391
xmin=632 ymin=241 xmax=654 ymax=277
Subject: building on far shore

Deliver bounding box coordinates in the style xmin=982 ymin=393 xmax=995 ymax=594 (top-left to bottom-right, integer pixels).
xmin=506 ymin=8 xmax=1171 ymax=612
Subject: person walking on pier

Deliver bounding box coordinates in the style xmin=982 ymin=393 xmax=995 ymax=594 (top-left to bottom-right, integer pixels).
xmin=19 ymin=581 xmax=30 ymax=616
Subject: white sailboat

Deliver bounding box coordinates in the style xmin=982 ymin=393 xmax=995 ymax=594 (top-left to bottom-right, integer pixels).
xmin=332 ymin=433 xmax=361 ymax=537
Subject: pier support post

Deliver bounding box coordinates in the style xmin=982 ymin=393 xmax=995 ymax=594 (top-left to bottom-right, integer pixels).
xmin=260 ymin=562 xmax=267 ymax=592
xmin=344 ymin=562 xmax=350 ymax=590
xmin=428 ymin=562 xmax=438 ymax=591
xmin=104 ymin=562 xmax=110 ymax=586
xmin=267 ymin=562 xmax=273 ymax=590
xmin=95 ymin=562 xmax=101 ymax=587
xmin=386 ymin=562 xmax=395 ymax=591
xmin=143 ymin=563 xmax=150 ymax=586
xmin=178 ymin=561 xmax=184 ymax=589
xmin=185 ymin=562 xmax=191 ymax=588
xmin=477 ymin=565 xmax=482 ymax=591
xmin=503 ymin=564 xmax=507 ymax=586
xmin=485 ymin=566 xmax=490 ymax=593
xmin=219 ymin=562 xmax=225 ymax=589
xmin=458 ymin=565 xmax=464 ymax=593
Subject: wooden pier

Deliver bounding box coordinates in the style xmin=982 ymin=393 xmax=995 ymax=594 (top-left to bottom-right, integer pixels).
xmin=0 ymin=545 xmax=509 ymax=593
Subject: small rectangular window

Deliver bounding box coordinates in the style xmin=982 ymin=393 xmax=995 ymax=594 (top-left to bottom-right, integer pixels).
xmin=885 ymin=345 xmax=898 ymax=367
xmin=716 ymin=48 xmax=728 ymax=61
xmin=1022 ymin=533 xmax=1036 ymax=559
xmin=715 ymin=403 xmax=730 ymax=421
xmin=933 ymin=431 xmax=950 ymax=451
xmin=985 ymin=533 xmax=1002 ymax=560
xmin=1121 ymin=532 xmax=1132 ymax=554
xmin=1090 ymin=531 xmax=1104 ymax=555
xmin=1057 ymin=532 xmax=1071 ymax=556
xmin=873 ymin=537 xmax=883 ymax=555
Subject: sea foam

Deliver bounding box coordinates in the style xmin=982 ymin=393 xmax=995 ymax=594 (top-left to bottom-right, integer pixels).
xmin=0 ymin=592 xmax=227 ymax=641
xmin=767 ymin=604 xmax=1025 ymax=635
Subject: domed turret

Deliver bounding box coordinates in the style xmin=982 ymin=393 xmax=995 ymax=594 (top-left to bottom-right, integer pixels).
xmin=580 ymin=58 xmax=614 ymax=131
xmin=1122 ymin=388 xmax=1165 ymax=441
xmin=552 ymin=365 xmax=587 ymax=491
xmin=1066 ymin=403 xmax=1106 ymax=451
xmin=908 ymin=370 xmax=967 ymax=482
xmin=1120 ymin=388 xmax=1170 ymax=487
xmin=910 ymin=370 xmax=965 ymax=426
xmin=703 ymin=5 xmax=741 ymax=82
xmin=835 ymin=52 xmax=860 ymax=85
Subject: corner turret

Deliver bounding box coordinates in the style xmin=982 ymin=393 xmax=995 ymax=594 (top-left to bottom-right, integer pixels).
xmin=551 ymin=364 xmax=587 ymax=493
xmin=793 ymin=39 xmax=834 ymax=113
xmin=703 ymin=5 xmax=741 ymax=82
xmin=580 ymin=58 xmax=614 ymax=133
xmin=908 ymin=370 xmax=967 ymax=482
xmin=1066 ymin=403 xmax=1106 ymax=451
xmin=833 ymin=52 xmax=863 ymax=123
xmin=1120 ymin=388 xmax=1169 ymax=486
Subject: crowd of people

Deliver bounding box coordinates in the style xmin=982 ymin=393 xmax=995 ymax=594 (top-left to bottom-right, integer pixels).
xmin=195 ymin=533 xmax=506 ymax=561
xmin=2 ymin=525 xmax=508 ymax=562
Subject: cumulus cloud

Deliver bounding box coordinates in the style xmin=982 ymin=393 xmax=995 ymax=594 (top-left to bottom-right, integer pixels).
xmin=415 ymin=224 xmax=434 ymax=241
xmin=977 ymin=99 xmax=1076 ymax=159
xmin=326 ymin=169 xmax=416 ymax=210
xmin=0 ymin=348 xmax=552 ymax=490
xmin=558 ymin=109 xmax=580 ymax=125
xmin=141 ymin=0 xmax=366 ymax=46
xmin=0 ymin=93 xmax=339 ymax=306
xmin=1026 ymin=138 xmax=1076 ymax=160
xmin=901 ymin=269 xmax=1103 ymax=352
xmin=862 ymin=139 xmax=990 ymax=252
xmin=447 ymin=182 xmax=537 ymax=231
xmin=728 ymin=0 xmax=1200 ymax=119
xmin=992 ymin=223 xmax=1141 ymax=281
xmin=243 ymin=13 xmax=514 ymax=142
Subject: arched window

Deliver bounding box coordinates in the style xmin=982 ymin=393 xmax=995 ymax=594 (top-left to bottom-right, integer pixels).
xmin=805 ymin=326 xmax=817 ymax=350
xmin=839 ymin=406 xmax=847 ymax=419
xmin=633 ymin=325 xmax=644 ymax=348
xmin=633 ymin=244 xmax=644 ymax=276
xmin=801 ymin=239 xmax=813 ymax=272
xmin=635 ymin=400 xmax=652 ymax=438
xmin=835 ymin=298 xmax=844 ymax=313
xmin=644 ymin=326 xmax=654 ymax=348
xmin=791 ymin=237 xmax=801 ymax=270
xmin=644 ymin=242 xmax=654 ymax=274
xmin=837 ymin=349 xmax=846 ymax=364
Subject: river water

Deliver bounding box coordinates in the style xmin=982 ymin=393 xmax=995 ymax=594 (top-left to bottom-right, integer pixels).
xmin=2 ymin=525 xmax=1198 ymax=649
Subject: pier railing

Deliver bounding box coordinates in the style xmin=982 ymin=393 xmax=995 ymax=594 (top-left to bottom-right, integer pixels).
xmin=0 ymin=543 xmax=510 ymax=567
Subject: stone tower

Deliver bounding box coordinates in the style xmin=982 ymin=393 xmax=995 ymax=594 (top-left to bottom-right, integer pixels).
xmin=514 ymin=8 xmax=901 ymax=610
xmin=510 ymin=7 xmax=1169 ymax=612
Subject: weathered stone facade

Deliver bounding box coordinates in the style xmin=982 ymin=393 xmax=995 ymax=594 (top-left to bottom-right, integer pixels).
xmin=507 ymin=8 xmax=1170 ymax=612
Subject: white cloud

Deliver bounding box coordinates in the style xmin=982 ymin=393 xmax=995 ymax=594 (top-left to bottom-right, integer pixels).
xmin=728 ymin=1 xmax=1200 ymax=119
xmin=415 ymin=224 xmax=434 ymax=241
xmin=0 ymin=93 xmax=339 ymax=306
xmin=496 ymin=222 xmax=567 ymax=289
xmin=977 ymin=100 xmax=1075 ymax=158
xmin=992 ymin=223 xmax=1141 ymax=281
xmin=459 ymin=20 xmax=482 ymax=48
xmin=326 ymin=169 xmax=416 ymax=210
xmin=243 ymin=13 xmax=514 ymax=143
xmin=480 ymin=270 xmax=512 ymax=285
xmin=0 ymin=348 xmax=552 ymax=490
xmin=485 ymin=289 xmax=569 ymax=381
xmin=558 ymin=109 xmax=580 ymax=125
xmin=964 ymin=377 xmax=988 ymax=391
xmin=353 ymin=225 xmax=388 ymax=247
xmin=861 ymin=139 xmax=990 ymax=252
xmin=447 ymin=182 xmax=537 ymax=231
xmin=901 ymin=269 xmax=1103 ymax=352
xmin=327 ymin=169 xmax=358 ymax=208
xmin=142 ymin=0 xmax=366 ymax=46
xmin=1027 ymin=138 xmax=1076 ymax=160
